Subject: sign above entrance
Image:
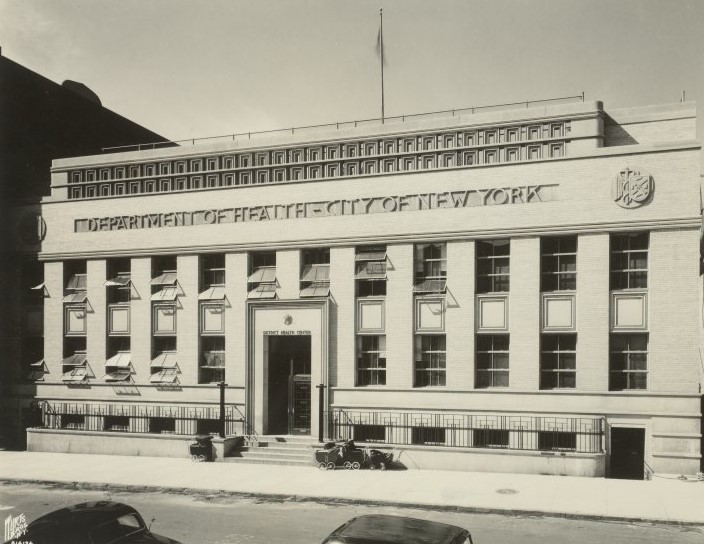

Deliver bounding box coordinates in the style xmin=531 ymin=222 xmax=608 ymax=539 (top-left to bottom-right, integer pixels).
xmin=74 ymin=184 xmax=555 ymax=233
xmin=264 ymin=330 xmax=311 ymax=336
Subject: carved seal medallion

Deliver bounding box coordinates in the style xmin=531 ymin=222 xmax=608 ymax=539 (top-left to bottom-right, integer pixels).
xmin=613 ymin=167 xmax=653 ymax=209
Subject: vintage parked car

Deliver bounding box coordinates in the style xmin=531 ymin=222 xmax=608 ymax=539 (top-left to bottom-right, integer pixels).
xmin=5 ymin=501 xmax=182 ymax=544
xmin=321 ymin=514 xmax=474 ymax=544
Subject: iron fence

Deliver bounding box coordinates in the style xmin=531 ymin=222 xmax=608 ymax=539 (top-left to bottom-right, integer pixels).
xmin=326 ymin=409 xmax=604 ymax=454
xmin=39 ymin=401 xmax=251 ymax=436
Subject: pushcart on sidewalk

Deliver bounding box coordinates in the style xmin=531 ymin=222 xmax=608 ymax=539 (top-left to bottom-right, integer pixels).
xmin=315 ymin=440 xmax=393 ymax=470
xmin=189 ymin=434 xmax=214 ymax=462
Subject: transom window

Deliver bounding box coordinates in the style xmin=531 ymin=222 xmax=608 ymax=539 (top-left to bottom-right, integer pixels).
xmin=540 ymin=334 xmax=576 ymax=389
xmin=356 ymin=335 xmax=386 ymax=386
xmin=541 ymin=236 xmax=577 ymax=291
xmin=414 ymin=334 xmax=446 ymax=387
xmin=610 ymin=232 xmax=648 ymax=290
xmin=609 ymin=334 xmax=647 ymax=390
xmin=476 ymin=240 xmax=510 ymax=293
xmin=475 ymin=334 xmax=509 ymax=388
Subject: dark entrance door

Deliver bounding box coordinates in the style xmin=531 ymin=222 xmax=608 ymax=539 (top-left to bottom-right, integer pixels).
xmin=267 ymin=336 xmax=311 ymax=435
xmin=609 ymin=427 xmax=645 ymax=480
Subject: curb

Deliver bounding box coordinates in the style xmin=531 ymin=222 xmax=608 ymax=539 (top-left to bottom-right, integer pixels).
xmin=2 ymin=478 xmax=702 ymax=527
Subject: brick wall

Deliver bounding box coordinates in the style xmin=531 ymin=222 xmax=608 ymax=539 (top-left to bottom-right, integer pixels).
xmin=386 ymin=243 xmax=414 ymax=388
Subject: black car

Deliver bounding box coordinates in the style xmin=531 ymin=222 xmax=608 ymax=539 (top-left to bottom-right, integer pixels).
xmin=5 ymin=501 xmax=182 ymax=544
xmin=321 ymin=514 xmax=474 ymax=544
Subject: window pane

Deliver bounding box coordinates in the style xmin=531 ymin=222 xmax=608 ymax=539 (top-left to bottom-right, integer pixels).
xmin=560 ymin=353 xmax=576 ymax=370
xmin=630 ymin=272 xmax=647 ymax=288
xmin=559 ymin=274 xmax=576 ymax=290
xmin=493 ymin=335 xmax=510 ymax=351
xmin=493 ymin=371 xmax=509 ymax=387
xmin=494 ymin=353 xmax=510 ymax=369
xmin=630 ymin=353 xmax=648 ymax=370
xmin=559 ymin=372 xmax=576 ymax=388
xmin=630 ymin=373 xmax=647 ymax=389
xmin=629 ymin=335 xmax=648 ymax=351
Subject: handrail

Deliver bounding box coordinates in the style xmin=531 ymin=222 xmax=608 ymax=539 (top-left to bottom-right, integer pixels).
xmin=102 ymin=93 xmax=585 ymax=153
xmin=644 ymin=459 xmax=655 ymax=480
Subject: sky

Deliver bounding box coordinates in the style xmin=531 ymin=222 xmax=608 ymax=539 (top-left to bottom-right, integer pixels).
xmin=1 ymin=0 xmax=703 ymax=143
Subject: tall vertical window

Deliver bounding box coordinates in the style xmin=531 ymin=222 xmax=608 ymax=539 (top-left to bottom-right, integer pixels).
xmin=541 ymin=236 xmax=577 ymax=291
xmin=248 ymin=252 xmax=277 ymax=299
xmin=609 ymin=334 xmax=648 ymax=390
xmin=475 ymin=334 xmax=509 ymax=388
xmin=414 ymin=335 xmax=446 ymax=387
xmin=476 ymin=240 xmax=510 ymax=293
xmin=200 ymin=336 xmax=225 ymax=384
xmin=201 ymin=254 xmax=225 ymax=289
xmin=610 ymin=233 xmax=648 ymax=290
xmin=106 ymin=258 xmax=132 ymax=305
xmin=413 ymin=243 xmax=446 ymax=293
xmin=300 ymin=248 xmax=330 ymax=297
xmin=355 ymin=245 xmax=387 ymax=297
xmin=356 ymin=335 xmax=386 ymax=386
xmin=540 ymin=334 xmax=576 ymax=389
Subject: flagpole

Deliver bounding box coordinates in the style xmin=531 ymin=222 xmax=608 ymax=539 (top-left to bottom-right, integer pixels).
xmin=379 ymin=8 xmax=385 ymax=123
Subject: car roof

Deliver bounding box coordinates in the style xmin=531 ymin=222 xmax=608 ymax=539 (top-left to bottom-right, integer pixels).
xmin=28 ymin=501 xmax=140 ymax=530
xmin=333 ymin=515 xmax=466 ymax=544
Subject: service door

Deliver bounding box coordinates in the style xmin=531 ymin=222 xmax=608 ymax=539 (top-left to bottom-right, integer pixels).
xmin=609 ymin=427 xmax=645 ymax=480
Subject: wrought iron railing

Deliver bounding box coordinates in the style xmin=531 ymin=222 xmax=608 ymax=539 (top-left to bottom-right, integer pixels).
xmin=39 ymin=401 xmax=248 ymax=436
xmin=325 ymin=409 xmax=604 ymax=454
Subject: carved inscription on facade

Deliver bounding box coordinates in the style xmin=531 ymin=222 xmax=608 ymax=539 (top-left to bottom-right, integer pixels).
xmin=75 ymin=184 xmax=553 ymax=233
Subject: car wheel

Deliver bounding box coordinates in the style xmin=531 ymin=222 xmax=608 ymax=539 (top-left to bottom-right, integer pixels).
xmin=326 ymin=462 xmax=336 ymax=470
xmin=352 ymin=461 xmax=361 ymax=470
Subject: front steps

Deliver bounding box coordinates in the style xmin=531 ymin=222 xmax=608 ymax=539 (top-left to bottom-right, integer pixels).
xmin=226 ymin=435 xmax=317 ymax=466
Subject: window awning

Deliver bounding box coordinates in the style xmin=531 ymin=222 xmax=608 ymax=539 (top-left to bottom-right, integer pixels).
xmin=150 ymin=272 xmax=177 ymax=286
xmin=105 ymin=274 xmax=131 ymax=287
xmin=301 ymin=264 xmax=330 ymax=282
xmin=66 ymin=274 xmax=87 ymax=290
xmin=151 ymin=352 xmax=178 ymax=368
xmin=30 ymin=360 xmax=47 ymax=369
xmin=247 ymin=267 xmax=276 ymax=283
xmin=355 ymin=249 xmax=387 ymax=261
xmin=151 ymin=286 xmax=178 ymax=301
xmin=61 ymin=367 xmax=87 ymax=382
xmin=247 ymin=283 xmax=277 ymax=299
xmin=412 ymin=279 xmax=447 ymax=293
xmin=198 ymin=286 xmax=226 ymax=300
xmin=355 ymin=261 xmax=387 ymax=279
xmin=300 ymin=283 xmax=331 ymax=298
xmin=105 ymin=352 xmax=131 ymax=368
xmin=31 ymin=282 xmax=46 ymax=290
xmin=150 ymin=368 xmax=179 ymax=384
xmin=104 ymin=370 xmax=131 ymax=382
xmin=61 ymin=353 xmax=87 ymax=367
xmin=203 ymin=351 xmax=226 ymax=368
xmin=62 ymin=292 xmax=88 ymax=303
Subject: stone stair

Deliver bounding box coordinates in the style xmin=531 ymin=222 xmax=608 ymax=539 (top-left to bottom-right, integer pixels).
xmin=225 ymin=435 xmax=317 ymax=466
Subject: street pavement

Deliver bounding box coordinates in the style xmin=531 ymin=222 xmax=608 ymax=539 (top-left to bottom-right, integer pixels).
xmin=0 ymin=451 xmax=702 ymax=524
xmin=2 ymin=483 xmax=702 ymax=544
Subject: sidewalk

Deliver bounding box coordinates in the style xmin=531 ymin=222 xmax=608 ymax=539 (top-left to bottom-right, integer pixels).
xmin=0 ymin=451 xmax=703 ymax=524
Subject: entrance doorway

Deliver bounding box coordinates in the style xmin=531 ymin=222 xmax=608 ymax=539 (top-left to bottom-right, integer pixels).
xmin=608 ymin=427 xmax=645 ymax=480
xmin=266 ymin=335 xmax=311 ymax=435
